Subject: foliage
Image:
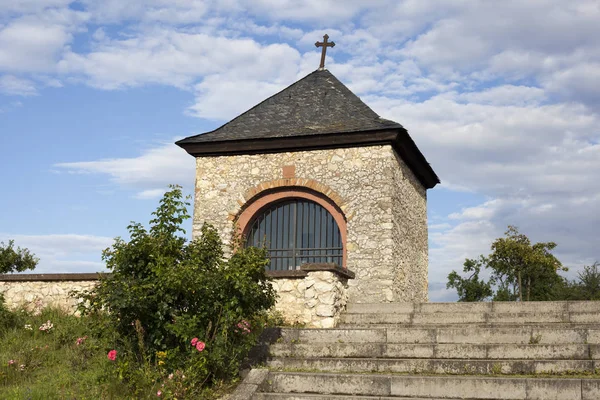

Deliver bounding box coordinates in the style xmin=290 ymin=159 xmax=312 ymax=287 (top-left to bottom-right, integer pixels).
xmin=76 ymin=185 xmax=276 ymax=395
xmin=446 ymin=256 xmax=493 ymax=302
xmin=0 ymin=240 xmax=38 ymax=274
xmin=447 ymin=226 xmax=568 ymax=302
xmin=573 ymin=262 xmax=600 ymax=300
xmin=487 ymin=226 xmax=566 ymax=301
xmin=0 ymin=294 xmax=19 ymax=336
xmin=558 ymin=262 xmax=600 ymax=301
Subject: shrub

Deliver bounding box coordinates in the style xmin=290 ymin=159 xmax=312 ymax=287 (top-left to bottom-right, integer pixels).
xmin=0 ymin=294 xmax=18 ymax=335
xmin=76 ymin=185 xmax=276 ymax=394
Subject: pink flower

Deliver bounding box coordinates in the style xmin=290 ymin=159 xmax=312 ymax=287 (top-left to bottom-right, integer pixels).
xmin=107 ymin=350 xmax=117 ymax=361
xmin=191 ymin=337 xmax=198 ymax=346
xmin=157 ymin=390 xmax=162 ymax=397
xmin=195 ymin=341 xmax=205 ymax=352
xmin=236 ymin=320 xmax=251 ymax=334
xmin=8 ymin=360 xmax=15 ymax=365
xmin=76 ymin=336 xmax=88 ymax=346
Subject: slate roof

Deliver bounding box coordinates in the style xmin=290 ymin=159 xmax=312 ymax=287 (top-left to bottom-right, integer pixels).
xmin=176 ymin=69 xmax=440 ymax=189
xmin=176 ymin=69 xmax=402 ymax=143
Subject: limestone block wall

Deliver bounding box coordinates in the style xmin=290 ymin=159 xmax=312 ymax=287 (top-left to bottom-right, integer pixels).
xmin=391 ymin=151 xmax=429 ymax=302
xmin=0 ymin=269 xmax=350 ymax=328
xmin=193 ymin=145 xmax=428 ymax=303
xmin=271 ymin=269 xmax=349 ymax=328
xmin=0 ymin=274 xmax=99 ymax=313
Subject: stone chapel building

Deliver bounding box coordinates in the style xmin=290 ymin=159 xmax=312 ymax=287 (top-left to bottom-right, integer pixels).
xmin=176 ymin=56 xmax=439 ymax=318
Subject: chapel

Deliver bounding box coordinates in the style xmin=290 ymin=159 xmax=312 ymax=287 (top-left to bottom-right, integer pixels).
xmin=176 ymin=36 xmax=439 ymax=304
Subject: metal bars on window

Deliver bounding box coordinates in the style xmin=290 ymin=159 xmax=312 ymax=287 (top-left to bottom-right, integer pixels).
xmin=246 ymin=199 xmax=343 ymax=271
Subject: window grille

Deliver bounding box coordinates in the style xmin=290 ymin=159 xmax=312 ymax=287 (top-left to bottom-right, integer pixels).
xmin=245 ymin=199 xmax=343 ymax=270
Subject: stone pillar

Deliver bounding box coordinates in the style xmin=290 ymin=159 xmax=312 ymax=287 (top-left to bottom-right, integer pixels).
xmin=269 ymin=264 xmax=354 ymax=328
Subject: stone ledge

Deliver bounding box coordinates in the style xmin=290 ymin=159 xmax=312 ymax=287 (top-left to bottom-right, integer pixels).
xmin=266 ymin=270 xmax=308 ymax=279
xmin=266 ymin=263 xmax=355 ymax=280
xmin=0 ymin=273 xmax=104 ymax=282
xmin=301 ymin=263 xmax=355 ymax=280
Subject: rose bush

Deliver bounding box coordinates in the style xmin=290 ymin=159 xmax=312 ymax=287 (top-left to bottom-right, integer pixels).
xmin=76 ymin=185 xmax=276 ymax=395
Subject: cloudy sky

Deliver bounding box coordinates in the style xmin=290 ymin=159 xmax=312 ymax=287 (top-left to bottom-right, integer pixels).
xmin=1 ymin=1 xmax=598 ymax=301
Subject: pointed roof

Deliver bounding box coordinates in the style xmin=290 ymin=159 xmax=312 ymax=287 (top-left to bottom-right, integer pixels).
xmin=178 ymin=70 xmax=401 ymax=143
xmin=177 ymin=69 xmax=439 ymax=189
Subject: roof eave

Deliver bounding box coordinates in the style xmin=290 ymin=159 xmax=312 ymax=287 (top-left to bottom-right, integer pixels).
xmin=176 ymin=128 xmax=440 ymax=189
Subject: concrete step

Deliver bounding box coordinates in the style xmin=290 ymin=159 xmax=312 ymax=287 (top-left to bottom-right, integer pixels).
xmin=268 ymin=357 xmax=595 ymax=374
xmin=255 ymin=394 xmax=463 ymax=400
xmin=263 ymin=372 xmax=600 ymax=399
xmin=270 ymin=342 xmax=598 ymax=360
xmin=279 ymin=326 xmax=600 ymax=345
xmin=339 ymin=311 xmax=600 ymax=325
xmin=345 ymin=301 xmax=600 ymax=314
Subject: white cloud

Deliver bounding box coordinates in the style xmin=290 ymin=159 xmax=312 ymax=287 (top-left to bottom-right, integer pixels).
xmin=0 ymin=9 xmax=87 ymax=73
xmin=0 ymin=75 xmax=37 ymax=96
xmin=455 ymin=85 xmax=546 ymax=107
xmin=135 ymin=189 xmax=167 ymax=200
xmin=57 ymin=30 xmax=301 ymax=91
xmin=54 ymin=141 xmax=195 ymax=197
xmin=0 ymin=0 xmax=73 ymax=15
xmin=82 ymin=0 xmax=211 ymax=24
xmin=235 ymin=0 xmax=377 ymax=23
xmin=543 ymin=62 xmax=600 ymax=105
xmin=0 ymin=233 xmax=113 ymax=273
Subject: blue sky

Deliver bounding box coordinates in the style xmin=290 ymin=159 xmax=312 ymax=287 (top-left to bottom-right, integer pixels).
xmin=1 ymin=1 xmax=599 ymax=301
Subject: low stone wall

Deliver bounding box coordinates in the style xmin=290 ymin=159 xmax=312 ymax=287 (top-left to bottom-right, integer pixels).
xmin=271 ymin=264 xmax=354 ymax=328
xmin=0 ymin=265 xmax=354 ymax=327
xmin=0 ymin=273 xmax=100 ymax=314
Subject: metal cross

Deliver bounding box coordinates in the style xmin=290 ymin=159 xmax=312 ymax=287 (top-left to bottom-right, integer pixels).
xmin=315 ymin=34 xmax=335 ymax=69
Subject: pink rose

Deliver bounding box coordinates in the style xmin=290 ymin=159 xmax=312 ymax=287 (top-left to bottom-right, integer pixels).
xmin=195 ymin=341 xmax=205 ymax=352
xmin=191 ymin=337 xmax=199 ymax=346
xmin=157 ymin=390 xmax=162 ymax=397
xmin=107 ymin=350 xmax=117 ymax=361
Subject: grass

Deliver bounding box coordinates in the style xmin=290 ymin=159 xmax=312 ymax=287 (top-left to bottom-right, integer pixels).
xmin=0 ymin=308 xmax=132 ymax=399
xmin=0 ymin=307 xmax=240 ymax=399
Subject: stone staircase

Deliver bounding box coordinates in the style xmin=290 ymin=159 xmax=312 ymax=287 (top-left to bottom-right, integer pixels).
xmin=235 ymin=301 xmax=600 ymax=399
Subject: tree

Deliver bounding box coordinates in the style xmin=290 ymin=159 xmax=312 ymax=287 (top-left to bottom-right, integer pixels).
xmin=488 ymin=226 xmax=565 ymax=301
xmin=0 ymin=240 xmax=38 ymax=274
xmin=446 ymin=226 xmax=566 ymax=302
xmin=574 ymin=262 xmax=600 ymax=300
xmin=559 ymin=262 xmax=600 ymax=300
xmin=447 ymin=256 xmax=493 ymax=302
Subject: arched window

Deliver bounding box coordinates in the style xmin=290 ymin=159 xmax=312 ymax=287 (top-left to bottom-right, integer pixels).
xmin=245 ymin=199 xmax=343 ymax=271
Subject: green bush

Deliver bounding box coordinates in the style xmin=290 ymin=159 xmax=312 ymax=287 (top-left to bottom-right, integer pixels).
xmin=0 ymin=293 xmax=18 ymax=335
xmin=77 ymin=185 xmax=276 ymax=396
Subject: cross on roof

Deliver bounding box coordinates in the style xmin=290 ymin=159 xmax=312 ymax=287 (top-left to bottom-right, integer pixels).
xmin=315 ymin=34 xmax=335 ymax=70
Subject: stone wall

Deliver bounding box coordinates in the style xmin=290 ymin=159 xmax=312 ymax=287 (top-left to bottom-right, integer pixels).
xmin=0 ymin=269 xmax=352 ymax=328
xmin=271 ymin=265 xmax=352 ymax=328
xmin=193 ymin=144 xmax=428 ymax=303
xmin=391 ymin=151 xmax=429 ymax=302
xmin=0 ymin=274 xmax=99 ymax=313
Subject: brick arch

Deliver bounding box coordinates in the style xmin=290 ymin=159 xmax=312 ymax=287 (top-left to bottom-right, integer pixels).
xmin=240 ymin=178 xmax=350 ymax=214
xmin=235 ymin=186 xmax=348 ymax=268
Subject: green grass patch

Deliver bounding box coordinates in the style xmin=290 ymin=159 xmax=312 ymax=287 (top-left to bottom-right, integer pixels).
xmin=0 ymin=308 xmax=235 ymax=399
xmin=0 ymin=308 xmax=129 ymax=399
